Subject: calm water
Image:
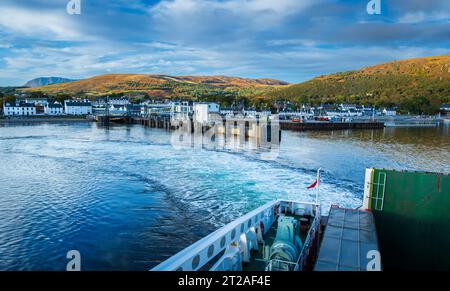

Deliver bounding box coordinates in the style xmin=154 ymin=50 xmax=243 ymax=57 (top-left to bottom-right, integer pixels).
xmin=0 ymin=122 xmax=448 ymax=270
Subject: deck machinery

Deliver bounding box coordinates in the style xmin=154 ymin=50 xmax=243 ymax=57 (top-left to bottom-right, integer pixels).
xmin=151 ymin=200 xmax=321 ymax=271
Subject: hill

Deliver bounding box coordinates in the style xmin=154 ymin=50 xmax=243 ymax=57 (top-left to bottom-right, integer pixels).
xmin=23 ymin=74 xmax=289 ymax=104
xmin=0 ymin=86 xmax=26 ymax=96
xmin=270 ymin=55 xmax=450 ymax=114
xmin=22 ymin=56 xmax=450 ymax=114
xmin=24 ymin=77 xmax=75 ymax=88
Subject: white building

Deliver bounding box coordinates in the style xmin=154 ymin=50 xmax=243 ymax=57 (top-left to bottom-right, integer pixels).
xmin=17 ymin=98 xmax=49 ymax=106
xmin=339 ymin=104 xmax=358 ymax=111
xmin=44 ymin=102 xmax=64 ymax=115
xmin=141 ymin=102 xmax=172 ymax=116
xmin=220 ymin=108 xmax=234 ymax=117
xmin=171 ymin=101 xmax=193 ymax=114
xmin=64 ymin=100 xmax=92 ymax=115
xmin=3 ymin=102 xmax=37 ymax=116
xmin=382 ymin=108 xmax=397 ymax=116
xmin=109 ymin=97 xmax=130 ymax=105
xmin=440 ymin=104 xmax=450 ymax=112
xmin=193 ymin=102 xmax=220 ymax=123
xmin=108 ymin=104 xmax=127 ymax=115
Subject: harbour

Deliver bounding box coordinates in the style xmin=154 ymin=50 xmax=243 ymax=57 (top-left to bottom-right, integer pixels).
xmin=1 ymin=0 xmax=450 ymax=277
xmin=0 ymin=122 xmax=448 ymax=270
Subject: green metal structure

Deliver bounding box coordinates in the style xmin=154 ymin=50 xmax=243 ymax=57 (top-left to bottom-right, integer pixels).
xmin=364 ymin=168 xmax=450 ymax=270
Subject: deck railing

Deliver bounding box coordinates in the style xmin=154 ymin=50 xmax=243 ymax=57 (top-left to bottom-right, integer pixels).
xmin=151 ymin=200 xmax=320 ymax=271
xmin=295 ymin=207 xmax=321 ymax=271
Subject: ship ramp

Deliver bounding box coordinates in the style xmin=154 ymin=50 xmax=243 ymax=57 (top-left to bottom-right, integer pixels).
xmin=314 ymin=206 xmax=381 ymax=271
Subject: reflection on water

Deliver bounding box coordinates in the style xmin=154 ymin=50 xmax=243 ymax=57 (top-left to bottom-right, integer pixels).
xmin=0 ymin=122 xmax=448 ymax=270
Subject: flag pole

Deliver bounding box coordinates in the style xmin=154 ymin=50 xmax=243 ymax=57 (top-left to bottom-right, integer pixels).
xmin=315 ymin=168 xmax=321 ymax=205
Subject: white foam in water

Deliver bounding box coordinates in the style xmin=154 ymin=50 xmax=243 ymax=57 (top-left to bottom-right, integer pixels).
xmin=1 ymin=123 xmax=446 ymax=270
xmin=131 ymin=137 xmax=363 ymax=227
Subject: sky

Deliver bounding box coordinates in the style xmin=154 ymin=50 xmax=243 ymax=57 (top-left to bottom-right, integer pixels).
xmin=0 ymin=0 xmax=450 ymax=86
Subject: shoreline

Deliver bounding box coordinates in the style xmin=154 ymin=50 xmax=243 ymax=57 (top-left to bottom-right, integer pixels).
xmin=0 ymin=117 xmax=92 ymax=124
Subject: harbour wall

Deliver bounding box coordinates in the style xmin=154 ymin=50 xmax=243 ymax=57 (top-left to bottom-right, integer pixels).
xmin=280 ymin=121 xmax=385 ymax=131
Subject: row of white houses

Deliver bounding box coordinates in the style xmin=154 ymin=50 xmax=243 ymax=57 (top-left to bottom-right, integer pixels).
xmin=3 ymin=102 xmax=37 ymax=116
xmin=2 ymin=100 xmax=93 ymax=116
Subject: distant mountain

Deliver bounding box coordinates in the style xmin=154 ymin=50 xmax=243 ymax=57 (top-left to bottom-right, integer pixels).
xmin=23 ymin=74 xmax=289 ymax=100
xmin=24 ymin=77 xmax=75 ymax=88
xmin=270 ymin=55 xmax=450 ymax=113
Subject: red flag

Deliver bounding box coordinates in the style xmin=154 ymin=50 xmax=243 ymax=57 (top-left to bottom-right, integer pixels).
xmin=307 ymin=170 xmax=321 ymax=189
xmin=307 ymin=180 xmax=318 ymax=189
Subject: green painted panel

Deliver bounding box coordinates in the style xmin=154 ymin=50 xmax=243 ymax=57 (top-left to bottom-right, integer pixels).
xmin=370 ymin=169 xmax=450 ymax=270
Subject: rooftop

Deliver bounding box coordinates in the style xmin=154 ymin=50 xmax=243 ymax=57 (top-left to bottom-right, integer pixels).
xmin=65 ymin=101 xmax=92 ymax=107
xmin=4 ymin=102 xmax=35 ymax=108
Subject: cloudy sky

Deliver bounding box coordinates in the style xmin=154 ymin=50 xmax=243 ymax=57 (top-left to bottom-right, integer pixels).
xmin=0 ymin=0 xmax=450 ymax=86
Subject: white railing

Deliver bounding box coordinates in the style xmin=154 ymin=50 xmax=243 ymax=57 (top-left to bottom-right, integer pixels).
xmin=295 ymin=206 xmax=321 ymax=271
xmin=151 ymin=200 xmax=319 ymax=271
xmin=151 ymin=200 xmax=279 ymax=271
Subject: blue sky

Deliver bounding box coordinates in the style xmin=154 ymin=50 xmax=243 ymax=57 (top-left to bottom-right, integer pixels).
xmin=1 ymin=0 xmax=450 ymax=86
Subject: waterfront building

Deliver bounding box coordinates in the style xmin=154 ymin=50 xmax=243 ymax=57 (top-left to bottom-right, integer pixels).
xmin=17 ymin=97 xmax=49 ymax=106
xmin=108 ymin=104 xmax=127 ymax=115
xmin=193 ymin=102 xmax=220 ymax=123
xmin=278 ymin=110 xmax=312 ymax=121
xmin=127 ymin=104 xmax=143 ymax=117
xmin=325 ymin=110 xmax=348 ymax=118
xmin=219 ymin=108 xmax=234 ymax=117
xmin=362 ymin=106 xmax=376 ymax=116
xmin=92 ymin=104 xmax=106 ymax=115
xmin=440 ymin=103 xmax=450 ymax=113
xmin=91 ymin=97 xmax=130 ymax=106
xmin=141 ymin=102 xmax=172 ymax=116
xmin=109 ymin=97 xmax=130 ymax=106
xmin=339 ymin=103 xmax=358 ymax=111
xmin=382 ymin=108 xmax=397 ymax=116
xmin=348 ymin=108 xmax=363 ymax=117
xmin=91 ymin=98 xmax=107 ymax=106
xmin=243 ymin=109 xmax=258 ymax=117
xmin=170 ymin=101 xmax=193 ymax=119
xmin=3 ymin=101 xmax=37 ymax=116
xmin=44 ymin=102 xmax=64 ymax=115
xmin=64 ymin=100 xmax=93 ymax=115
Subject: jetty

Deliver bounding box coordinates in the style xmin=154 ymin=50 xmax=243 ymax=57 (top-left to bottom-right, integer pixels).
xmin=279 ymin=121 xmax=384 ymax=131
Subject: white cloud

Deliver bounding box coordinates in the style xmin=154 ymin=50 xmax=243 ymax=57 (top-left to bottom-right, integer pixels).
xmin=0 ymin=5 xmax=85 ymax=41
xmin=267 ymin=39 xmax=317 ymax=47
xmin=150 ymin=0 xmax=316 ymax=33
xmin=398 ymin=11 xmax=450 ymax=24
xmin=5 ymin=39 xmax=450 ymax=86
xmin=0 ymin=43 xmax=13 ymax=49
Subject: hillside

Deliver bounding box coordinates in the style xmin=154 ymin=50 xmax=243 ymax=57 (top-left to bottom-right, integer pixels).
xmin=21 ymin=56 xmax=450 ymax=114
xmin=24 ymin=74 xmax=289 ymax=103
xmin=271 ymin=55 xmax=450 ymax=113
xmin=24 ymin=77 xmax=75 ymax=88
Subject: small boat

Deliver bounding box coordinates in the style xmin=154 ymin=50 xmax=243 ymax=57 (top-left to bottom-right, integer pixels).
xmin=151 ymin=200 xmax=321 ymax=271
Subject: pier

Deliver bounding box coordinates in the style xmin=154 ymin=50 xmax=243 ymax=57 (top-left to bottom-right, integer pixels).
xmin=279 ymin=121 xmax=384 ymax=131
xmin=133 ymin=115 xmax=175 ymax=130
